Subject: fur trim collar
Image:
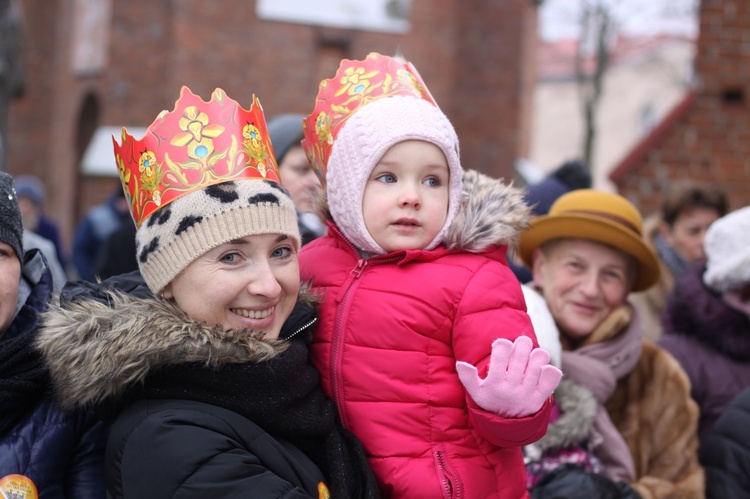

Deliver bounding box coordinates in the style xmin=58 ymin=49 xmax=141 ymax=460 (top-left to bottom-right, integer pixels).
xmin=36 ymin=291 xmax=295 ymax=411
xmin=442 ymin=170 xmax=531 ymax=253
xmin=526 ymin=377 xmax=598 ymax=454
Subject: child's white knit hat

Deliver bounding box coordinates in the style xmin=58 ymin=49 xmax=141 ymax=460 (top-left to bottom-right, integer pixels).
xmin=326 ymin=95 xmax=462 ymax=254
xmin=302 ymin=53 xmax=463 ymax=255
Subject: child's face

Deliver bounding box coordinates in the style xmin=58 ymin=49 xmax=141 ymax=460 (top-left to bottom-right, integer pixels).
xmin=362 ymin=140 xmax=449 ymax=252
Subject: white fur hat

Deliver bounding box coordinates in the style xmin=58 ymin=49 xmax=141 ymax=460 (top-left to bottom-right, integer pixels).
xmin=703 ymin=205 xmax=750 ymax=292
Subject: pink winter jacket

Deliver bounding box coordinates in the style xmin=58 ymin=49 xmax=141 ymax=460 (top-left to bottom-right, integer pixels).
xmin=300 ymin=171 xmax=552 ymax=498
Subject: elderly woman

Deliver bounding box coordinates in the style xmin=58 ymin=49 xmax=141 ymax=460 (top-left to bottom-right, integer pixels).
xmin=36 ymin=87 xmax=378 ymax=499
xmin=518 ymin=190 xmax=704 ymax=498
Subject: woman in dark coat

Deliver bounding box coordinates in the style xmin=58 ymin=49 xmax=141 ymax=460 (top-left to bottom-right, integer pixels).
xmin=702 ymin=385 xmax=750 ymax=498
xmin=660 ymin=205 xmax=750 ymax=452
xmin=36 ymin=87 xmax=378 ymax=499
xmin=0 ymin=171 xmax=105 ymax=498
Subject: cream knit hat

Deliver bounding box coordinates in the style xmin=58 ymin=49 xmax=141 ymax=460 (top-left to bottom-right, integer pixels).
xmin=113 ymin=87 xmax=300 ymax=294
xmin=135 ymin=179 xmax=299 ymax=294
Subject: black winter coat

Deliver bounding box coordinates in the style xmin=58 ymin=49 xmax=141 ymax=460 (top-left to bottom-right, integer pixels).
xmin=106 ymin=399 xmax=326 ymax=498
xmin=703 ymin=386 xmax=750 ymax=499
xmin=0 ymin=249 xmax=106 ymax=498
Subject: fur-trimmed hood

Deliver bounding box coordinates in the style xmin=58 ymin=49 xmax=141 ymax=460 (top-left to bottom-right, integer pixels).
xmin=36 ymin=282 xmax=316 ymax=411
xmin=442 ymin=169 xmax=531 ymax=253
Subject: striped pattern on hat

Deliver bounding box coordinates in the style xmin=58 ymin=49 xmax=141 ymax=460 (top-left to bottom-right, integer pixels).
xmin=136 ymin=179 xmax=300 ymax=293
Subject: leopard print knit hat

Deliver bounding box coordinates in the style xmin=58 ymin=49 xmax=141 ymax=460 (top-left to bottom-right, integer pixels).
xmin=135 ymin=179 xmax=299 ymax=294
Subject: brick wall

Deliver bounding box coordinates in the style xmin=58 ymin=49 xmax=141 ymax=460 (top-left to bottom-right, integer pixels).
xmin=611 ymin=0 xmax=750 ymax=215
xmin=7 ymin=0 xmax=538 ymax=245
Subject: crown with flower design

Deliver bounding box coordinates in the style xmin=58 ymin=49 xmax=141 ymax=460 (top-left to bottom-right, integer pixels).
xmin=301 ymin=52 xmax=437 ymax=184
xmin=113 ymin=86 xmax=281 ymax=228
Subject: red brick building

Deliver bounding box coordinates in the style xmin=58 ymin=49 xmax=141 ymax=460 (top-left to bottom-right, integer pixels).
xmin=610 ymin=0 xmax=750 ymax=215
xmin=7 ymin=0 xmax=539 ymax=246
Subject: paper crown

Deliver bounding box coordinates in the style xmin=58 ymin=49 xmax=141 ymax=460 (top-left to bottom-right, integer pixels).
xmin=113 ymin=86 xmax=281 ymax=228
xmin=302 ymin=52 xmax=437 ymax=184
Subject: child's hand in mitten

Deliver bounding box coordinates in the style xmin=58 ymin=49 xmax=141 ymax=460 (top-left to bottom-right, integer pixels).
xmin=456 ymin=335 xmax=562 ymax=418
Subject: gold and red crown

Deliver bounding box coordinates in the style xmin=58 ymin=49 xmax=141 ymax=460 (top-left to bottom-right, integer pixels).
xmin=301 ymin=52 xmax=437 ymax=184
xmin=113 ymin=86 xmax=281 ymax=228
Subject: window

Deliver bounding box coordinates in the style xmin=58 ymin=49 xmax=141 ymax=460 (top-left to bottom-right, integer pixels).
xmin=256 ymin=0 xmax=411 ymax=34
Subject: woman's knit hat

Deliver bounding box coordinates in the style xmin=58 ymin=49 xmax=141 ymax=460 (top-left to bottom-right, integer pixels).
xmin=703 ymin=205 xmax=750 ymax=292
xmin=0 ymin=171 xmax=23 ymax=261
xmin=302 ymin=53 xmax=462 ymax=254
xmin=113 ymin=87 xmax=299 ymax=293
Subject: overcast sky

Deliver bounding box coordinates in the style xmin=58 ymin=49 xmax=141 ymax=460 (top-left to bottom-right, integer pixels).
xmin=539 ymin=0 xmax=699 ymax=41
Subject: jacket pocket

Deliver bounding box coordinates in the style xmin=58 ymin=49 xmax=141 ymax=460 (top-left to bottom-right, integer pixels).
xmin=434 ymin=449 xmax=464 ymax=499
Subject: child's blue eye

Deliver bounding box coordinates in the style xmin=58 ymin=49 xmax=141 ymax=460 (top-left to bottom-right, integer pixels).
xmin=377 ymin=174 xmax=396 ymax=183
xmin=424 ymin=177 xmax=440 ymax=187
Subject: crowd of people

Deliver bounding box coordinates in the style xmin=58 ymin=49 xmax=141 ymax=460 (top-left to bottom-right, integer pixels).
xmin=1 ymin=51 xmax=748 ymax=498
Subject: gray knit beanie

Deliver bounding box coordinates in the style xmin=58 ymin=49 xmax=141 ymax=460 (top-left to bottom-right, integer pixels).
xmin=0 ymin=171 xmax=24 ymax=261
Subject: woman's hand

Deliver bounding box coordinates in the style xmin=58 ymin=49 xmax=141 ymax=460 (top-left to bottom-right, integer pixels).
xmin=456 ymin=336 xmax=562 ymax=418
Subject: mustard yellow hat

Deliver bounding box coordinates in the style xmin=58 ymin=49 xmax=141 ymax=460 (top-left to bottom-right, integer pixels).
xmin=519 ymin=189 xmax=660 ymax=292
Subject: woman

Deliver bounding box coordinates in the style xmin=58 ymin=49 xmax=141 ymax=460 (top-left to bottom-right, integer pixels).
xmin=518 ymin=189 xmax=704 ymax=498
xmin=0 ymin=171 xmax=105 ymax=498
xmin=630 ymin=181 xmax=727 ymax=341
xmin=36 ymin=87 xmax=378 ymax=498
xmin=660 ymin=205 xmax=750 ymax=452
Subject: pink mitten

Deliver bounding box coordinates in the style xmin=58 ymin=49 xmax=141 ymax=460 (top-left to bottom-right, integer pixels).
xmin=456 ymin=335 xmax=562 ymax=418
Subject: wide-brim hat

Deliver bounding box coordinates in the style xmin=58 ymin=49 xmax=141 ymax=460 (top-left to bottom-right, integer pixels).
xmin=519 ymin=189 xmax=659 ymax=292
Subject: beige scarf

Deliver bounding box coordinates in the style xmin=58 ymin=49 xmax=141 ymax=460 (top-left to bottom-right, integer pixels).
xmin=560 ymin=305 xmax=641 ymax=483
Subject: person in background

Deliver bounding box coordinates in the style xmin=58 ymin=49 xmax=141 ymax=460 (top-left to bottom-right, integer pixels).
xmin=630 ymin=181 xmax=727 ymax=341
xmin=519 ymin=189 xmax=704 ymax=498
xmin=14 ymin=174 xmax=67 ymax=270
xmin=511 ymin=159 xmax=592 ymax=283
xmin=268 ymin=113 xmax=325 ymax=245
xmin=660 ymin=205 xmax=750 ymax=455
xmin=23 ymin=229 xmax=67 ymax=290
xmin=71 ymin=186 xmax=131 ymax=281
xmin=299 ymin=52 xmax=561 ymax=498
xmin=702 ymin=385 xmax=750 ymax=499
xmin=37 ymin=87 xmax=379 ymax=498
xmin=0 ymin=171 xmax=105 ymax=498
xmin=94 ymin=218 xmax=137 ymax=280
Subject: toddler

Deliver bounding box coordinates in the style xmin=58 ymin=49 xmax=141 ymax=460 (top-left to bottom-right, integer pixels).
xmin=299 ymin=53 xmax=562 ymax=498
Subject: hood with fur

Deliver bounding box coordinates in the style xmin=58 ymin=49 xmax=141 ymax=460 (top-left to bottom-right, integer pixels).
xmin=442 ymin=169 xmax=531 ymax=253
xmin=36 ymin=289 xmax=315 ymax=411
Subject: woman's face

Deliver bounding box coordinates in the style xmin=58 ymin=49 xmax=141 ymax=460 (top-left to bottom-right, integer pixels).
xmin=278 ymin=145 xmax=320 ymax=213
xmin=661 ymin=207 xmax=721 ymax=264
xmin=162 ymin=233 xmax=300 ymax=340
xmin=532 ymin=238 xmax=633 ymax=341
xmin=0 ymin=242 xmax=21 ymax=336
